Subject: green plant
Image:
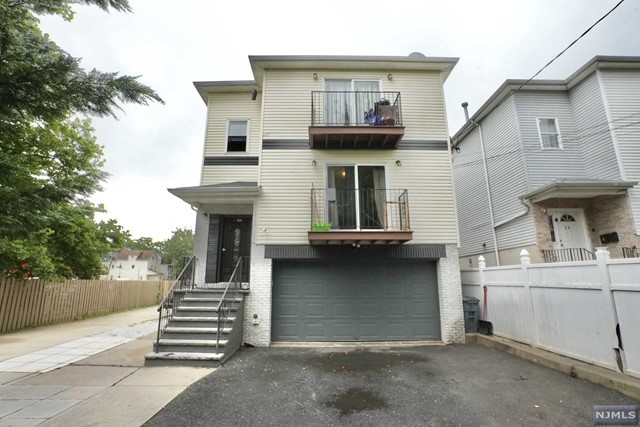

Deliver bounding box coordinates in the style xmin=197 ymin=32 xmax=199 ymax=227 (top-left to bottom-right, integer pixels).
xmin=312 ymin=222 xmax=332 ymax=231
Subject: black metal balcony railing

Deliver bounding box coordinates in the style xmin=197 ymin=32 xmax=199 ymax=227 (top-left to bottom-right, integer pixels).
xmin=311 ymin=91 xmax=403 ymax=126
xmin=622 ymin=247 xmax=639 ymax=258
xmin=541 ymin=248 xmax=595 ymax=263
xmin=310 ymin=188 xmax=410 ymax=231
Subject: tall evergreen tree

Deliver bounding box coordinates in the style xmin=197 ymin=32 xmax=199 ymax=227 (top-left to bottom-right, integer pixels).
xmin=0 ymin=0 xmax=164 ymax=279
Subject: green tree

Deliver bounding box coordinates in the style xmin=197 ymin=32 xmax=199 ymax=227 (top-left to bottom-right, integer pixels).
xmin=0 ymin=0 xmax=163 ymax=279
xmin=159 ymin=228 xmax=194 ymax=274
xmin=97 ymin=218 xmax=132 ymax=251
xmin=126 ymin=237 xmax=159 ymax=251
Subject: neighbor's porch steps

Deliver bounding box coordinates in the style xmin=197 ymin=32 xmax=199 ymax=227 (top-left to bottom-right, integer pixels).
xmin=145 ymin=287 xmax=245 ymax=367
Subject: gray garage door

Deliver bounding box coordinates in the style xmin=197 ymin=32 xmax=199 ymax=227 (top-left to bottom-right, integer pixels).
xmin=272 ymin=260 xmax=440 ymax=341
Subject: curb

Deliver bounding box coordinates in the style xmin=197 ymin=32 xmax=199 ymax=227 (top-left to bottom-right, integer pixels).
xmin=467 ymin=333 xmax=640 ymax=402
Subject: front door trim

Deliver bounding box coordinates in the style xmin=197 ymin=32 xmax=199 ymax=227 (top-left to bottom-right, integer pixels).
xmin=217 ymin=215 xmax=252 ymax=283
xmin=548 ymin=208 xmax=591 ymax=250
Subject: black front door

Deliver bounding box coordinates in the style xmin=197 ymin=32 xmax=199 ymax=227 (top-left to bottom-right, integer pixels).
xmin=218 ymin=216 xmax=251 ymax=283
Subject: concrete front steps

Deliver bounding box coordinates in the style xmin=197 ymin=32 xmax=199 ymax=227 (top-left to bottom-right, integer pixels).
xmin=145 ymin=288 xmax=245 ymax=367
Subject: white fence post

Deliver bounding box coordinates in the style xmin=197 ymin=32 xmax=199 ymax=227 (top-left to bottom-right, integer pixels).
xmin=520 ymin=249 xmax=539 ymax=346
xmin=478 ymin=256 xmax=486 ymax=320
xmin=595 ymin=247 xmax=626 ymax=372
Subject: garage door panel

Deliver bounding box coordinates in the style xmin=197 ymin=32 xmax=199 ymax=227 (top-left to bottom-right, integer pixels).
xmin=305 ymin=303 xmax=325 ymax=316
xmin=332 ymin=302 xmax=352 ymax=316
xmin=272 ymin=260 xmax=440 ymax=341
xmin=277 ymin=302 xmax=299 ymax=316
xmin=333 ymin=322 xmax=355 ymax=339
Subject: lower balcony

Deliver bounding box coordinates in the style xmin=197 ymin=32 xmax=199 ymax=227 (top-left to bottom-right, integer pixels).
xmin=309 ymin=188 xmax=413 ymax=244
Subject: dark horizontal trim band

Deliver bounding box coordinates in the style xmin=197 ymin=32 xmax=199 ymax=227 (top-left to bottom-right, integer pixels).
xmin=265 ymin=244 xmax=446 ymax=260
xmin=203 ymin=156 xmax=260 ymax=166
xmin=397 ymin=140 xmax=449 ymax=150
xmin=262 ymin=140 xmax=309 ymax=149
xmin=262 ymin=139 xmax=448 ymax=150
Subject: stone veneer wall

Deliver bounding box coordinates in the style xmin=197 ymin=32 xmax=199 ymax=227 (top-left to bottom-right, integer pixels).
xmin=242 ymin=244 xmax=465 ymax=347
xmin=532 ymin=195 xmax=639 ymax=259
xmin=437 ymin=244 xmax=465 ymax=344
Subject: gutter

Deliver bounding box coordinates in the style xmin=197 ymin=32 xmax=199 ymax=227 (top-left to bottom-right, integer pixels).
xmin=474 ymin=121 xmax=501 ymax=266
xmin=494 ymin=199 xmax=531 ymax=228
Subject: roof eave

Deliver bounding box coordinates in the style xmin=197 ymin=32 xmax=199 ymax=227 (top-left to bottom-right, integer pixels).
xmin=521 ymin=180 xmax=638 ymax=203
xmin=168 ymin=185 xmax=261 ymax=208
xmin=193 ymin=80 xmax=260 ymax=104
xmin=249 ymin=55 xmax=459 ymax=85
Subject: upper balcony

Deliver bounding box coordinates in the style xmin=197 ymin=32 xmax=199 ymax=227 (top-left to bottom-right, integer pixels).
xmin=309 ymin=188 xmax=413 ymax=244
xmin=309 ymin=91 xmax=405 ymax=149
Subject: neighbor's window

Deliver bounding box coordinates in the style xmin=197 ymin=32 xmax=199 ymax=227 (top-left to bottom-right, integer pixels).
xmin=227 ymin=120 xmax=248 ymax=152
xmin=537 ymin=118 xmax=562 ymax=149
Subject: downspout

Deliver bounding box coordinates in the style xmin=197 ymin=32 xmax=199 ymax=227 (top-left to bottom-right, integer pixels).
xmin=473 ymin=120 xmax=501 ymax=266
xmin=494 ymin=198 xmax=531 ymax=228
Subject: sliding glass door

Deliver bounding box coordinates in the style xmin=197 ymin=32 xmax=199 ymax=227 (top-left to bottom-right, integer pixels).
xmin=326 ymin=165 xmax=387 ymax=230
xmin=324 ymin=80 xmax=380 ymax=125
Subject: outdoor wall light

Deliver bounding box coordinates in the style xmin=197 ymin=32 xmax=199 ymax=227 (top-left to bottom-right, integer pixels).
xmin=311 ymin=159 xmax=317 ymax=166
xmin=387 ymin=73 xmax=393 ymax=80
xmin=313 ymin=72 xmax=318 ymax=80
xmin=395 ymin=160 xmax=402 ymax=166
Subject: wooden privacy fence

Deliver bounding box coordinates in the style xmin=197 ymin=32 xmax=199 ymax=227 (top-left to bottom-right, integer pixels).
xmin=0 ymin=279 xmax=172 ymax=334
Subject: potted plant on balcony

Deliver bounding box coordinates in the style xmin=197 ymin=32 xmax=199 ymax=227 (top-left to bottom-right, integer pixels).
xmin=311 ymin=183 xmax=332 ymax=232
xmin=312 ymin=222 xmax=332 ymax=232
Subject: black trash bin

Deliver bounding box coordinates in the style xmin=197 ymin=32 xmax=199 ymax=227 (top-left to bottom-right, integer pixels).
xmin=462 ymin=296 xmax=480 ymax=333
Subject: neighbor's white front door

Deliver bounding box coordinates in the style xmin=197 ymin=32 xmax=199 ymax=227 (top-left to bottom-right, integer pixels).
xmin=550 ymin=209 xmax=590 ymax=250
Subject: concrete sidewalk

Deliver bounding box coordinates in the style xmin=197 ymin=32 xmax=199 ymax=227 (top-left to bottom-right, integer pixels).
xmin=0 ymin=307 xmax=215 ymax=426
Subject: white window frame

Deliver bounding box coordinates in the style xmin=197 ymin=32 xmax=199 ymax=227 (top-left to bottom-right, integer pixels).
xmin=225 ymin=119 xmax=250 ymax=153
xmin=536 ymin=118 xmax=563 ymax=150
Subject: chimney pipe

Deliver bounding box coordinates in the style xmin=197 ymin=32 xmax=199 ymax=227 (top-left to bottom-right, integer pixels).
xmin=462 ymin=102 xmax=470 ymax=122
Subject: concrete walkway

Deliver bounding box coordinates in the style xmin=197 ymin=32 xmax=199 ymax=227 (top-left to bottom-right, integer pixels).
xmin=0 ymin=307 xmax=215 ymax=426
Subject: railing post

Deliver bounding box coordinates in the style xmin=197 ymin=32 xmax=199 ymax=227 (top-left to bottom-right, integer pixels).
xmin=520 ymin=249 xmax=539 ymax=346
xmin=595 ymin=247 xmax=626 ymax=372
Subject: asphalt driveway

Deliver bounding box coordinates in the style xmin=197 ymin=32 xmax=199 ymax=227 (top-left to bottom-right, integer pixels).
xmin=148 ymin=344 xmax=639 ymax=426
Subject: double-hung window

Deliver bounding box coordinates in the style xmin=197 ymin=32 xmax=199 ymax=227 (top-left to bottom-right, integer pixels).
xmin=537 ymin=118 xmax=562 ymax=149
xmin=227 ymin=120 xmax=248 ymax=152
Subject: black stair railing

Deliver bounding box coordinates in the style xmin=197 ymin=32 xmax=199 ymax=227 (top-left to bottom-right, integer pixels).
xmin=541 ymin=248 xmax=595 ymax=263
xmin=216 ymin=256 xmax=247 ymax=351
xmin=155 ymin=256 xmax=196 ymax=349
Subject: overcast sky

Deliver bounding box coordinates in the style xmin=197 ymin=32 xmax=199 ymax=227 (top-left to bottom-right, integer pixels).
xmin=39 ymin=0 xmax=640 ymax=241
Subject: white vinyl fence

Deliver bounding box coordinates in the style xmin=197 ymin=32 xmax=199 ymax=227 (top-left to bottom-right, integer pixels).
xmin=461 ymin=248 xmax=640 ymax=379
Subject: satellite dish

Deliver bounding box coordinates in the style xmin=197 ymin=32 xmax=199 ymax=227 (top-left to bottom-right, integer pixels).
xmin=409 ymin=52 xmax=426 ymax=58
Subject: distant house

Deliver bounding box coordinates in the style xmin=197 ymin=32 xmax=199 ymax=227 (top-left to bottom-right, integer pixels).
xmin=451 ymin=56 xmax=640 ymax=266
xmin=102 ymin=250 xmax=165 ymax=280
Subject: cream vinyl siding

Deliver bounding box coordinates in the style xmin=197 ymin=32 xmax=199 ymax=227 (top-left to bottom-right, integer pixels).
xmin=204 ymin=93 xmax=262 ymax=156
xmin=261 ymin=69 xmax=448 ymax=141
xmin=600 ymin=69 xmax=640 ymax=230
xmin=201 ymin=165 xmax=259 ymax=185
xmin=255 ymin=150 xmax=458 ymax=245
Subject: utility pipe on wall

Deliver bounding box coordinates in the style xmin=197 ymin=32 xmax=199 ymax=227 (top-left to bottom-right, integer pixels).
xmin=473 ymin=120 xmax=501 ymax=266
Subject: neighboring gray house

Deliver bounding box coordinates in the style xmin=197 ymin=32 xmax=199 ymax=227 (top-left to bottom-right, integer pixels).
xmin=452 ymin=56 xmax=640 ymax=267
